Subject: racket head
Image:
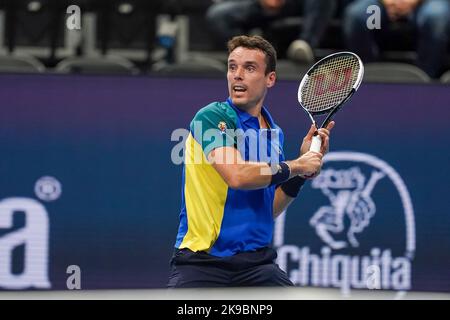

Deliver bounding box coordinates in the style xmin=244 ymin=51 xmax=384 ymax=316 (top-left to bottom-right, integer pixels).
xmin=298 ymin=52 xmax=364 ymax=117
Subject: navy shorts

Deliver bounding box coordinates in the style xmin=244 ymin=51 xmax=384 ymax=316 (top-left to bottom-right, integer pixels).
xmin=167 ymin=247 xmax=294 ymax=288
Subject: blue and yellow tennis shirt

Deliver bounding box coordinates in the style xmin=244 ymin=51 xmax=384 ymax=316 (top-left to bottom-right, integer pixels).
xmin=174 ymin=98 xmax=285 ymax=257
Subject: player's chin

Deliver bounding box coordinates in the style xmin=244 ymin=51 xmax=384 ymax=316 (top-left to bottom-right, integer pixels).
xmin=230 ymin=94 xmax=248 ymax=106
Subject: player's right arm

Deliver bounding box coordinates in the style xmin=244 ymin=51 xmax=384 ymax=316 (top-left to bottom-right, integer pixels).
xmin=208 ymin=147 xmax=322 ymax=190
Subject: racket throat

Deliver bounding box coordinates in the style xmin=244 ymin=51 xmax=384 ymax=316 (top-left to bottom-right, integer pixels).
xmin=307 ymin=113 xmax=317 ymax=128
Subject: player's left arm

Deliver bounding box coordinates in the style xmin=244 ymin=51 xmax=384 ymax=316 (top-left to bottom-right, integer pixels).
xmin=273 ymin=123 xmax=334 ymax=218
xmin=273 ymin=187 xmax=296 ymax=218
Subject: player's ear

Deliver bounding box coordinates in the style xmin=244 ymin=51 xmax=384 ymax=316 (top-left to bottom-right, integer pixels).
xmin=266 ymin=71 xmax=276 ymax=88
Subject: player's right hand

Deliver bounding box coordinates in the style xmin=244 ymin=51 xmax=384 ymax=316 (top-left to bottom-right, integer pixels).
xmin=296 ymin=150 xmax=323 ymax=178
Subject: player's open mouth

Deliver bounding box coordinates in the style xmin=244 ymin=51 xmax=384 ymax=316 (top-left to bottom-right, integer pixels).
xmin=233 ymin=85 xmax=247 ymax=93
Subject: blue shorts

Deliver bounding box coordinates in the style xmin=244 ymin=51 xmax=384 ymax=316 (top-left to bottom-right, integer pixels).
xmin=167 ymin=247 xmax=293 ymax=288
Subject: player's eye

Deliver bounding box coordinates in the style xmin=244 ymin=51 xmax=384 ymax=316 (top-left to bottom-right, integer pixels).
xmin=246 ymin=65 xmax=256 ymax=72
xmin=228 ymin=64 xmax=237 ymax=71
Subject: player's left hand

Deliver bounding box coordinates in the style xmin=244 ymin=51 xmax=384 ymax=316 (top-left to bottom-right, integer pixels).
xmin=300 ymin=121 xmax=335 ymax=156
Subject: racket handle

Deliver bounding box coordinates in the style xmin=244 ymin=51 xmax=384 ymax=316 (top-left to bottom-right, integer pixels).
xmin=310 ymin=135 xmax=322 ymax=153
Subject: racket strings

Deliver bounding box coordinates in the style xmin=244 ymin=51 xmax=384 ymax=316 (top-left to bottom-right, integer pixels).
xmin=302 ymin=56 xmax=360 ymax=113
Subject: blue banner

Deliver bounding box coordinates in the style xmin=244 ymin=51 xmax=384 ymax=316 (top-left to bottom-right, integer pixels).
xmin=0 ymin=74 xmax=449 ymax=293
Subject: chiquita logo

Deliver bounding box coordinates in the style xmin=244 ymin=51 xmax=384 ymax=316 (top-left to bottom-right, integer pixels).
xmin=274 ymin=152 xmax=415 ymax=296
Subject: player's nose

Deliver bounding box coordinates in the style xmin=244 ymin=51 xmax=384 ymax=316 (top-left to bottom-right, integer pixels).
xmin=234 ymin=66 xmax=244 ymax=80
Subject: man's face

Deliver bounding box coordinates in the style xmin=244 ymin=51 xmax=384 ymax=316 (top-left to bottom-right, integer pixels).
xmin=227 ymin=47 xmax=275 ymax=110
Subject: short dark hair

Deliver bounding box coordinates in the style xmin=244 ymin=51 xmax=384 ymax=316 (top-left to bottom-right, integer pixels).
xmin=227 ymin=35 xmax=277 ymax=75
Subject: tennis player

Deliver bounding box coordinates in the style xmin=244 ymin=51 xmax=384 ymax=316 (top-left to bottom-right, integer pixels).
xmin=168 ymin=35 xmax=334 ymax=287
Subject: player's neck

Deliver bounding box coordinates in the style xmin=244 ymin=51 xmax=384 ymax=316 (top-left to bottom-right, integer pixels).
xmin=243 ymin=100 xmax=263 ymax=118
xmin=244 ymin=103 xmax=269 ymax=129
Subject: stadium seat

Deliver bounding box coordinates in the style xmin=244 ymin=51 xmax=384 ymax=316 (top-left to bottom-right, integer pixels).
xmin=3 ymin=0 xmax=62 ymax=61
xmin=0 ymin=54 xmax=45 ymax=73
xmin=363 ymin=62 xmax=431 ymax=83
xmin=176 ymin=0 xmax=218 ymax=52
xmin=2 ymin=0 xmax=94 ymax=62
xmin=86 ymin=0 xmax=162 ymax=63
xmin=55 ymin=55 xmax=138 ymax=75
xmin=440 ymin=70 xmax=450 ymax=84
xmin=0 ymin=9 xmax=6 ymax=54
xmin=275 ymin=59 xmax=310 ymax=81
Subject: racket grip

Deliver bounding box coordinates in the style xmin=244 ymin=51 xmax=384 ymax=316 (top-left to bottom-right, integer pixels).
xmin=310 ymin=135 xmax=322 ymax=153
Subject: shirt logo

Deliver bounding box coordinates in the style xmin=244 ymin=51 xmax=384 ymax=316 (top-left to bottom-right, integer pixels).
xmin=218 ymin=121 xmax=227 ymax=133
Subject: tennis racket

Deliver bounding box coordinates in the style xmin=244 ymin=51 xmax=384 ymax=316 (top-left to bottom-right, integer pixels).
xmin=298 ymin=52 xmax=364 ymax=153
